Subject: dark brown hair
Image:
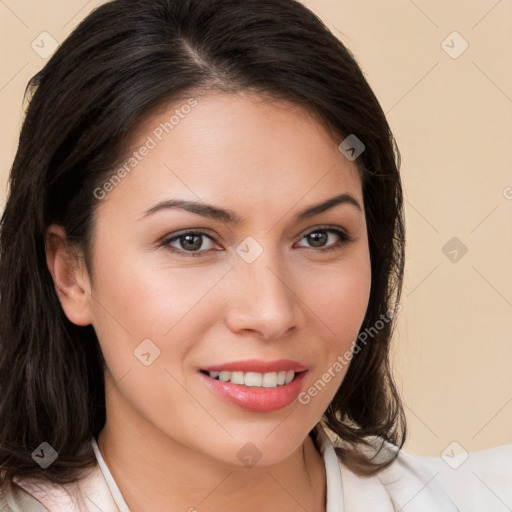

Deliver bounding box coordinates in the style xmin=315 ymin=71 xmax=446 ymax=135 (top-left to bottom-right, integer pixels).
xmin=0 ymin=0 xmax=406 ymax=489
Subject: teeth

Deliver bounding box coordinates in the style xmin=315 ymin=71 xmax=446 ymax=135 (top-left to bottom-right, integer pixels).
xmin=245 ymin=372 xmax=263 ymax=387
xmin=207 ymin=370 xmax=297 ymax=387
xmin=231 ymin=371 xmax=245 ymax=385
xmin=261 ymin=372 xmax=277 ymax=387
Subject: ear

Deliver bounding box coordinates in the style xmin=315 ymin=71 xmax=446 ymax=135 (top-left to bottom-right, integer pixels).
xmin=45 ymin=224 xmax=93 ymax=326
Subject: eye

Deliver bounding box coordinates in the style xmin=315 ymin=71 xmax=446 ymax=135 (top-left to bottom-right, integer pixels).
xmin=161 ymin=230 xmax=218 ymax=257
xmin=296 ymin=227 xmax=353 ymax=252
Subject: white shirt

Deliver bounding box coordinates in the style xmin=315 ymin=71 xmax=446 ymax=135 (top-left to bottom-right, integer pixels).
xmin=10 ymin=429 xmax=512 ymax=511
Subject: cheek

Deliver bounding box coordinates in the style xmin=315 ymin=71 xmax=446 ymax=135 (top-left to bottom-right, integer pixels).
xmin=303 ymin=256 xmax=371 ymax=395
xmin=88 ymin=245 xmax=230 ymax=374
xmin=306 ymin=256 xmax=371 ymax=342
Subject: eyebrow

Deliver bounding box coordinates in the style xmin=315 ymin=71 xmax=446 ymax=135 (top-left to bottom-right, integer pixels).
xmin=138 ymin=192 xmax=362 ymax=224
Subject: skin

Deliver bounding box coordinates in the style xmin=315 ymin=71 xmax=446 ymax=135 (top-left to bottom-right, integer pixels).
xmin=46 ymin=91 xmax=371 ymax=512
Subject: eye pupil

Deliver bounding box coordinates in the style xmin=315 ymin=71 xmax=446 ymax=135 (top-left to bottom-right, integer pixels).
xmin=181 ymin=234 xmax=202 ymax=251
xmin=307 ymin=231 xmax=328 ymax=247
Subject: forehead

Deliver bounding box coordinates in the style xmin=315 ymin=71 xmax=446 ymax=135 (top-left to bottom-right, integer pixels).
xmin=97 ymin=91 xmax=363 ymax=222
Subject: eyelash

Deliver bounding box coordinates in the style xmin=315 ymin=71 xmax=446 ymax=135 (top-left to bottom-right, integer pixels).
xmin=160 ymin=226 xmax=353 ymax=258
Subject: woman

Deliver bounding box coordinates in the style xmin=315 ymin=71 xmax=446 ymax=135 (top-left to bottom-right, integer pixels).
xmin=0 ymin=0 xmax=464 ymax=510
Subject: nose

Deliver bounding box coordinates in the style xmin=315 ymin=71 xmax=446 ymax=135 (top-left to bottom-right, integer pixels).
xmin=224 ymin=251 xmax=304 ymax=341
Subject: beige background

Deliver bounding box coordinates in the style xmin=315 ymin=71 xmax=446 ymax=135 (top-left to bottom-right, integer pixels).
xmin=1 ymin=0 xmax=511 ymax=457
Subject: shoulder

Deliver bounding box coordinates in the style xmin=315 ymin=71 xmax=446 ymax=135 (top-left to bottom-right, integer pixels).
xmin=1 ymin=456 xmax=120 ymax=512
xmin=0 ymin=481 xmax=51 ymax=512
xmin=318 ymin=428 xmax=460 ymax=511
xmin=420 ymin=443 xmax=512 ymax=512
xmin=327 ymin=430 xmax=512 ymax=512
xmin=370 ymin=441 xmax=461 ymax=511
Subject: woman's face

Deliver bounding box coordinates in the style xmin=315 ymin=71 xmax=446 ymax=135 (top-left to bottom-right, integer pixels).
xmin=77 ymin=91 xmax=371 ymax=466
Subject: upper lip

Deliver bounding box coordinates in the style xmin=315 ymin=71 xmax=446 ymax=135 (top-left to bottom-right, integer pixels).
xmin=200 ymin=359 xmax=308 ymax=373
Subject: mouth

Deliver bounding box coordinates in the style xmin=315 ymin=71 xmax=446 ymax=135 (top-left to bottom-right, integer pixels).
xmin=198 ymin=360 xmax=308 ymax=412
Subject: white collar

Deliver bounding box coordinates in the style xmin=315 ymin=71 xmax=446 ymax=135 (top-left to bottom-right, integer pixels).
xmin=91 ymin=437 xmax=131 ymax=512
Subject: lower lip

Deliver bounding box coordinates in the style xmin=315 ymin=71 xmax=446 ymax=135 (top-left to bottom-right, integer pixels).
xmin=199 ymin=371 xmax=308 ymax=412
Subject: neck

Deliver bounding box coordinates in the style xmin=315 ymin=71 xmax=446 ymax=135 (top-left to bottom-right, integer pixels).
xmin=98 ymin=387 xmax=327 ymax=512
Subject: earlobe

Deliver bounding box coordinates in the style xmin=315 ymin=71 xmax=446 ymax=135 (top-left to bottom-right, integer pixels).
xmin=45 ymin=224 xmax=93 ymax=326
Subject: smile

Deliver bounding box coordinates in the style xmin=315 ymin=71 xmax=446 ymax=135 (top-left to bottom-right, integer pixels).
xmin=198 ymin=359 xmax=308 ymax=412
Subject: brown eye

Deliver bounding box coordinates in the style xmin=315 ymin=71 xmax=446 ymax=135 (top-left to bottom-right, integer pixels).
xmin=162 ymin=231 xmax=217 ymax=257
xmin=297 ymin=227 xmax=352 ymax=251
